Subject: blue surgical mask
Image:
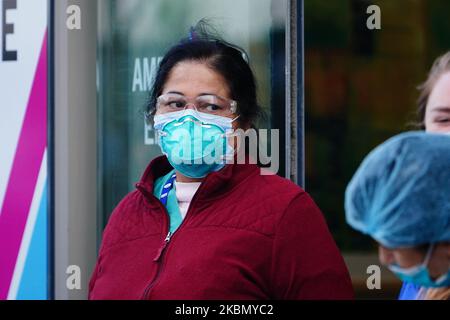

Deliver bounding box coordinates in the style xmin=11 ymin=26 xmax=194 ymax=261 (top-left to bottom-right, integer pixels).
xmin=388 ymin=244 xmax=450 ymax=288
xmin=154 ymin=109 xmax=239 ymax=178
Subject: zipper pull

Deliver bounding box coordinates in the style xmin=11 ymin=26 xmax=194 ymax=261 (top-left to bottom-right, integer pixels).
xmin=153 ymin=231 xmax=172 ymax=262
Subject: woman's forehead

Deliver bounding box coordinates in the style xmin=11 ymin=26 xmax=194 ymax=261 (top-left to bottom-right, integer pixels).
xmin=162 ymin=61 xmax=230 ymax=98
xmin=428 ymin=72 xmax=450 ymax=111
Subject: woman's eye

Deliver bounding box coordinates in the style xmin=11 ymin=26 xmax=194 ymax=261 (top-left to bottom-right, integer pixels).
xmin=168 ymin=101 xmax=185 ymax=108
xmin=205 ymin=104 xmax=222 ymax=111
xmin=435 ymin=118 xmax=450 ymax=123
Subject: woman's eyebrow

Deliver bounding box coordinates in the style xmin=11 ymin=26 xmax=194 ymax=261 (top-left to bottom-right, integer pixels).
xmin=431 ymin=106 xmax=450 ymax=113
xmin=165 ymin=91 xmax=218 ymax=97
xmin=167 ymin=91 xmax=185 ymax=95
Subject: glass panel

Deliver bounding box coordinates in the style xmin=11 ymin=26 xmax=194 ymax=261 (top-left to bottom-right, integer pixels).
xmin=97 ymin=0 xmax=287 ymax=231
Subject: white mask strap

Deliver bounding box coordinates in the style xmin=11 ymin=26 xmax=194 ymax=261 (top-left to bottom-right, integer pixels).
xmin=422 ymin=243 xmax=435 ymax=268
xmin=231 ymin=114 xmax=241 ymax=123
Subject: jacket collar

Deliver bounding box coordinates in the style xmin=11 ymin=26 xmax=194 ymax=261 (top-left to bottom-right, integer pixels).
xmin=135 ymin=155 xmax=259 ymax=203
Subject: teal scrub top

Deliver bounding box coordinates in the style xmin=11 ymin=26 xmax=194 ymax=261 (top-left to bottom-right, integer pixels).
xmin=153 ymin=169 xmax=183 ymax=234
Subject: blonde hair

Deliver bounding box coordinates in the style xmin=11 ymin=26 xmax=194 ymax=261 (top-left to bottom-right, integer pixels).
xmin=416 ymin=51 xmax=450 ymax=129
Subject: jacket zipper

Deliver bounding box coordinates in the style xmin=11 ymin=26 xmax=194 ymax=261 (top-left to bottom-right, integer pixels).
xmin=140 ymin=179 xmax=207 ymax=300
xmin=153 ymin=231 xmax=172 ymax=262
xmin=140 ymin=198 xmax=170 ymax=300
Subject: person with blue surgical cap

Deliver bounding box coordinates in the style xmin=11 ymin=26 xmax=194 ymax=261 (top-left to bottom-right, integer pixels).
xmin=392 ymin=51 xmax=450 ymax=299
xmin=345 ymin=131 xmax=450 ymax=300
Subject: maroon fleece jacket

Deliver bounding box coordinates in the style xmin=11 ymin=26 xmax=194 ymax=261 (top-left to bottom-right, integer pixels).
xmin=88 ymin=156 xmax=354 ymax=300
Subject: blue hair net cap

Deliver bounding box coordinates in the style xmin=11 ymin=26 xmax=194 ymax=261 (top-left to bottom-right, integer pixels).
xmin=345 ymin=131 xmax=450 ymax=249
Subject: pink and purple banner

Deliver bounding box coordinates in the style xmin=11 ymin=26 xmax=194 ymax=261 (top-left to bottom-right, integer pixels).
xmin=0 ymin=0 xmax=48 ymax=300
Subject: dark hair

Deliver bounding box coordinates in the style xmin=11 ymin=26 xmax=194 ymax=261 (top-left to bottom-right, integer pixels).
xmin=146 ymin=23 xmax=262 ymax=128
xmin=416 ymin=51 xmax=450 ymax=129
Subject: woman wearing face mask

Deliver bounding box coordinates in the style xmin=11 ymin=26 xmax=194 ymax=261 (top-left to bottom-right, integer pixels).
xmin=394 ymin=51 xmax=450 ymax=300
xmin=345 ymin=132 xmax=450 ymax=300
xmin=88 ymin=26 xmax=354 ymax=300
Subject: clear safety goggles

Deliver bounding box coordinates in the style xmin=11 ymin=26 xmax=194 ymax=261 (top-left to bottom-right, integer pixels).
xmin=156 ymin=93 xmax=238 ymax=117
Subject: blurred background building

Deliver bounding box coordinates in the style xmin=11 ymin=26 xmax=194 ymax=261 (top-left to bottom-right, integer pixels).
xmin=0 ymin=0 xmax=449 ymax=299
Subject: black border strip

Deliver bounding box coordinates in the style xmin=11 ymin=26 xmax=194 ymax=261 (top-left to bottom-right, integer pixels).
xmin=296 ymin=0 xmax=305 ymax=188
xmin=47 ymin=0 xmax=55 ymax=301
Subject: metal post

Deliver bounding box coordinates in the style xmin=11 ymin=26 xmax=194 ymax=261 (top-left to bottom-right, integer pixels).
xmin=53 ymin=0 xmax=97 ymax=300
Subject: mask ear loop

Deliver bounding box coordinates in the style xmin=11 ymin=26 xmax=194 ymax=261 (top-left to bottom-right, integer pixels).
xmin=220 ymin=115 xmax=241 ymax=139
xmin=220 ymin=118 xmax=242 ymax=161
xmin=421 ymin=243 xmax=450 ymax=285
xmin=226 ymin=114 xmax=242 ymax=155
xmin=422 ymin=243 xmax=435 ymax=268
xmin=434 ymin=266 xmax=450 ymax=284
xmin=387 ymin=245 xmax=434 ymax=275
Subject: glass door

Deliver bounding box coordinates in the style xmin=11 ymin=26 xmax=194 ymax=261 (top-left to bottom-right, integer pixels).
xmin=97 ymin=0 xmax=290 ymax=233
